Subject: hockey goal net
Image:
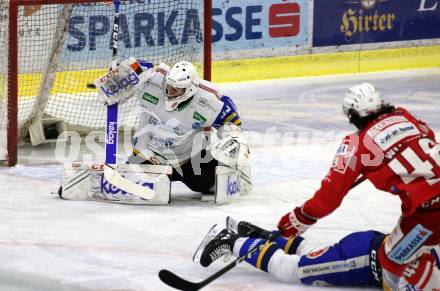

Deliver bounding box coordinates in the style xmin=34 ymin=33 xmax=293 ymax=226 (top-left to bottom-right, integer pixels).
xmin=0 ymin=0 xmax=212 ymax=166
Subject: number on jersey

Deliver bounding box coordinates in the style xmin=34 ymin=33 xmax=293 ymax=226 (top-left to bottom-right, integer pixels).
xmin=389 ymin=138 xmax=440 ymax=185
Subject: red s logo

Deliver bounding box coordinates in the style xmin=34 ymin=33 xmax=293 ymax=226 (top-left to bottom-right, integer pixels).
xmin=269 ymin=3 xmax=300 ymax=38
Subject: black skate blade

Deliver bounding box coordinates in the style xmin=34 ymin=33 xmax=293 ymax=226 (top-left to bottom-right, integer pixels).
xmin=159 ymin=269 xmax=202 ymax=290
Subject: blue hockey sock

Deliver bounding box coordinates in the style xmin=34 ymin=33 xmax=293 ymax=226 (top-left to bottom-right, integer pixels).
xmin=234 ymin=237 xmax=282 ymax=272
xmin=273 ymin=235 xmax=305 ymax=255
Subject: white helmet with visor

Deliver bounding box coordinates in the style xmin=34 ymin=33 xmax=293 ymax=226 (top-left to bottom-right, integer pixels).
xmin=163 ymin=61 xmax=198 ymax=111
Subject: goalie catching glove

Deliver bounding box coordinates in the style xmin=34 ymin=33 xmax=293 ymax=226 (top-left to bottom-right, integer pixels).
xmin=94 ymin=57 xmax=152 ymax=105
xmin=278 ymin=206 xmax=317 ymax=238
xmin=210 ymin=124 xmax=248 ymax=169
xmin=209 ymin=124 xmax=252 ymax=196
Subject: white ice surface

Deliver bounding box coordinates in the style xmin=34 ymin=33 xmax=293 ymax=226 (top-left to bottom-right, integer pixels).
xmin=0 ymin=68 xmax=439 ymax=291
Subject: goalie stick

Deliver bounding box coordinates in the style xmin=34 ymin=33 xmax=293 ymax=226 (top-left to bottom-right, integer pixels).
xmin=102 ymin=0 xmax=155 ymax=200
xmin=103 ymin=165 xmax=155 ymax=200
xmin=158 ymin=176 xmax=367 ymax=290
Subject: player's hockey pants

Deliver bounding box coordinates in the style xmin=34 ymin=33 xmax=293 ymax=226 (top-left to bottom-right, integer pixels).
xmin=233 ymin=230 xmax=385 ymax=287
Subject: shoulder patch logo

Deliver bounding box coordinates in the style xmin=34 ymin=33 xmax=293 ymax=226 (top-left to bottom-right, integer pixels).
xmin=193 ymin=111 xmax=207 ymax=124
xmin=331 ymin=136 xmax=358 ymax=174
xmin=142 ymin=92 xmax=159 ymax=105
xmin=198 ymin=98 xmax=208 ymax=107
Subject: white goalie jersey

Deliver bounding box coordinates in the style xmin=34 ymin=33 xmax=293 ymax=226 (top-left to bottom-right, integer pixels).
xmin=133 ymin=63 xmax=225 ymax=165
xmin=87 ymin=58 xmax=251 ymax=203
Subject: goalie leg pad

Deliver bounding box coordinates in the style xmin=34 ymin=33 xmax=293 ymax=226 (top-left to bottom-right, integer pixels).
xmin=97 ymin=164 xmax=171 ymax=204
xmin=61 ymin=162 xmax=171 ymax=205
xmin=61 ymin=162 xmax=94 ymax=200
xmin=214 ymin=166 xmax=241 ymax=204
xmin=239 ymin=164 xmax=252 ymax=196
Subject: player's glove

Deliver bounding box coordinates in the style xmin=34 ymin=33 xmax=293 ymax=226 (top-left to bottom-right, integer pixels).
xmin=277 ymin=206 xmax=317 ymax=238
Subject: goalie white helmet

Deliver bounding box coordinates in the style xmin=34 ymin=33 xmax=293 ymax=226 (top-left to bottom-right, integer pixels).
xmin=342 ymin=82 xmax=383 ymax=118
xmin=163 ymin=61 xmax=199 ymax=111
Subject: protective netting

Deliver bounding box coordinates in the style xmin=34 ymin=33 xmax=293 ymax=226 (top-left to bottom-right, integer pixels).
xmin=1 ymin=0 xmax=204 ymax=142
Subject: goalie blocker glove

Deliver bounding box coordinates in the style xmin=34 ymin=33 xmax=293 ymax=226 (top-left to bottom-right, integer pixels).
xmin=94 ymin=57 xmax=152 ymax=106
xmin=278 ymin=206 xmax=317 ymax=238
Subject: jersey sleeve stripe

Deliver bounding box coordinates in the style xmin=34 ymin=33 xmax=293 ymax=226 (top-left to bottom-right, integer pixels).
xmin=224 ymin=112 xmax=237 ymax=123
xmin=213 ymin=95 xmax=242 ymax=128
xmin=233 ymin=118 xmax=242 ymax=126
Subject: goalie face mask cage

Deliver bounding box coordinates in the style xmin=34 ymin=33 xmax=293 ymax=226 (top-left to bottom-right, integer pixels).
xmin=0 ymin=0 xmax=212 ymax=166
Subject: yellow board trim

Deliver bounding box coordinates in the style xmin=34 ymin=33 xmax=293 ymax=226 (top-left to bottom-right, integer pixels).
xmin=13 ymin=45 xmax=440 ymax=99
xmin=256 ymin=242 xmax=274 ymax=270
xmin=16 ymin=68 xmax=106 ymax=98
xmin=212 ymin=45 xmax=440 ymax=83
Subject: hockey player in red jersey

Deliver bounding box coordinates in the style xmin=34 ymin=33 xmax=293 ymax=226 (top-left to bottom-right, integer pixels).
xmin=278 ymin=83 xmax=440 ymax=289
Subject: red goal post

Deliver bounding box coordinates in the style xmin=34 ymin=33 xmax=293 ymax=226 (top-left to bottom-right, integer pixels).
xmin=2 ymin=0 xmax=212 ymax=166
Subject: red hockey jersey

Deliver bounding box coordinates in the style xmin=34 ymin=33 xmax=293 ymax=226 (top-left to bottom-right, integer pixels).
xmin=303 ymin=107 xmax=440 ymax=219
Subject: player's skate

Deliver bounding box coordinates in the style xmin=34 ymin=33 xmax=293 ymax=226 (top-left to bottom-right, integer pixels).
xmin=226 ymin=216 xmax=272 ymax=239
xmin=193 ymin=224 xmax=239 ymax=267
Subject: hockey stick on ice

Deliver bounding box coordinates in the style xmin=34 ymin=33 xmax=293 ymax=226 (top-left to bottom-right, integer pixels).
xmin=159 ymin=230 xmax=283 ymax=291
xmin=102 ymin=0 xmax=155 ymax=200
xmin=158 ymin=176 xmax=367 ymax=290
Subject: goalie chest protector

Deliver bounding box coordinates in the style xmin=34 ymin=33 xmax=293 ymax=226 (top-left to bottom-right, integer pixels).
xmin=135 ymin=63 xmax=224 ymax=162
